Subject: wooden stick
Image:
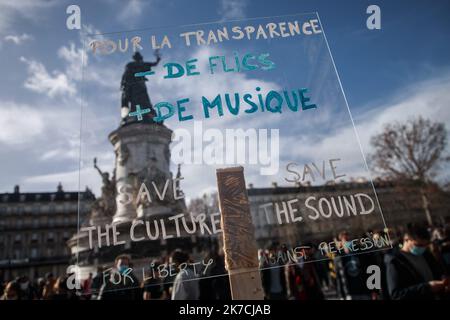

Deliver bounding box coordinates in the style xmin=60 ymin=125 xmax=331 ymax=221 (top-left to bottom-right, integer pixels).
xmin=216 ymin=167 xmax=264 ymax=300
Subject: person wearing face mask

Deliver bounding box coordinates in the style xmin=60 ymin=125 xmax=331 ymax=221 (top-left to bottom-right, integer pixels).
xmin=98 ymin=254 xmax=142 ymax=300
xmin=386 ymin=224 xmax=449 ymax=300
xmin=17 ymin=276 xmax=38 ymax=300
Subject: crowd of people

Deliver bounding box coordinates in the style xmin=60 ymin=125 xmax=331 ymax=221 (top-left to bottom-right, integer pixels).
xmin=0 ymin=249 xmax=231 ymax=300
xmin=1 ymin=223 xmax=449 ymax=300
xmin=258 ymin=223 xmax=450 ymax=300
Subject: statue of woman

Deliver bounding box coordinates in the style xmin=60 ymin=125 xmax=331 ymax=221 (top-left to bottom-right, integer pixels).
xmin=120 ymin=51 xmax=161 ymax=124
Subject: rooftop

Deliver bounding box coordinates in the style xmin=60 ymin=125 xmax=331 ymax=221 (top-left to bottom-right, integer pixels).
xmin=0 ymin=184 xmax=96 ymax=203
xmin=247 ymin=179 xmax=397 ymax=196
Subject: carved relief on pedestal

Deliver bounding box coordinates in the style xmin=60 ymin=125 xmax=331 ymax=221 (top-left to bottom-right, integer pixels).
xmin=116 ymin=144 xmax=130 ymax=167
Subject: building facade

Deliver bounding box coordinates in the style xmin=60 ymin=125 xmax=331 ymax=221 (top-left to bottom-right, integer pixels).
xmin=247 ymin=179 xmax=450 ymax=249
xmin=0 ymin=184 xmax=94 ymax=282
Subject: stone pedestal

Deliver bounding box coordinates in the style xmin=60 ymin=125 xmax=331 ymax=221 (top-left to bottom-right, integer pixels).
xmin=108 ymin=123 xmax=173 ymax=223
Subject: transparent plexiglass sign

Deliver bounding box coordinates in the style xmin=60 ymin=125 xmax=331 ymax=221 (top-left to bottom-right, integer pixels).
xmin=73 ymin=12 xmax=390 ymax=297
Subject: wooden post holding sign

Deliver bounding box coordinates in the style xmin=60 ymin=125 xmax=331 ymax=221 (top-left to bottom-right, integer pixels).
xmin=216 ymin=167 xmax=264 ymax=300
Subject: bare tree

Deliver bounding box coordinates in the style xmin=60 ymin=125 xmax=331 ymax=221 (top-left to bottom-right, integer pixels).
xmin=370 ymin=117 xmax=448 ymax=225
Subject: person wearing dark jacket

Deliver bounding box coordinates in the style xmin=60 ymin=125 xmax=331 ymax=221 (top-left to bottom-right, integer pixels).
xmin=17 ymin=276 xmax=38 ymax=300
xmin=386 ymin=224 xmax=449 ymax=300
xmin=261 ymin=248 xmax=287 ymax=300
xmin=334 ymin=231 xmax=372 ymax=300
xmin=199 ymin=251 xmax=231 ymax=300
xmin=90 ymin=266 xmax=104 ymax=300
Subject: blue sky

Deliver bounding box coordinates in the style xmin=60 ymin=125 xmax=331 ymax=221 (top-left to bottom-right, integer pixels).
xmin=0 ymin=0 xmax=449 ymax=201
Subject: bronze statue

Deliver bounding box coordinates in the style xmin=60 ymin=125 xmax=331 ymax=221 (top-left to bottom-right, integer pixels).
xmin=121 ymin=51 xmax=161 ymax=124
xmin=93 ymin=158 xmax=116 ymax=217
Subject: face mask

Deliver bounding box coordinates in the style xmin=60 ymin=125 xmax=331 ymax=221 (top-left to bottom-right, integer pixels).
xmin=410 ymin=245 xmax=426 ymax=256
xmin=118 ymin=265 xmax=128 ymax=274
xmin=20 ymin=282 xmax=29 ymax=290
xmin=343 ymin=241 xmax=353 ymax=249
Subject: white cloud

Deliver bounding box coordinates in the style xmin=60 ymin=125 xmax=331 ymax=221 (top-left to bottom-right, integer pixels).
xmin=218 ymin=0 xmax=248 ymax=20
xmin=24 ymin=169 xmax=82 ymax=192
xmin=118 ymin=0 xmax=148 ymax=24
xmin=0 ymin=98 xmax=81 ymax=147
xmin=30 ymin=24 xmax=118 ymax=100
xmin=0 ymin=102 xmax=45 ymax=145
xmin=57 ymin=42 xmax=85 ymax=82
xmin=20 ymin=56 xmax=76 ymax=97
xmin=23 ymin=162 xmax=114 ymax=196
xmin=0 ymin=0 xmax=57 ymax=35
xmin=39 ymin=138 xmax=80 ymax=161
xmin=4 ymin=33 xmax=32 ymax=45
xmin=18 ymin=22 xmax=112 ymax=99
xmin=80 ymin=24 xmax=104 ymax=43
xmin=0 ymin=95 xmax=108 ymax=193
xmin=279 ymin=73 xmax=450 ymax=184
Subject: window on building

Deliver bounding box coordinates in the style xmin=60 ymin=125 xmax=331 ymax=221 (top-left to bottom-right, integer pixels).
xmin=47 ymin=203 xmax=56 ymax=214
xmin=62 ymin=247 xmax=69 ymax=256
xmin=33 ymin=219 xmax=39 ymax=227
xmin=31 ymin=233 xmax=39 ymax=243
xmin=16 ymin=220 xmax=23 ymax=228
xmin=64 ymin=203 xmax=74 ymax=213
xmin=32 ymin=205 xmax=40 ymax=215
xmin=24 ymin=218 xmax=31 ymax=227
xmin=47 ymin=232 xmax=55 ymax=242
xmin=30 ymin=248 xmax=38 ymax=258
xmin=20 ymin=195 xmax=25 ymax=202
xmin=41 ymin=204 xmax=50 ymax=214
xmin=14 ymin=234 xmax=21 ymax=242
